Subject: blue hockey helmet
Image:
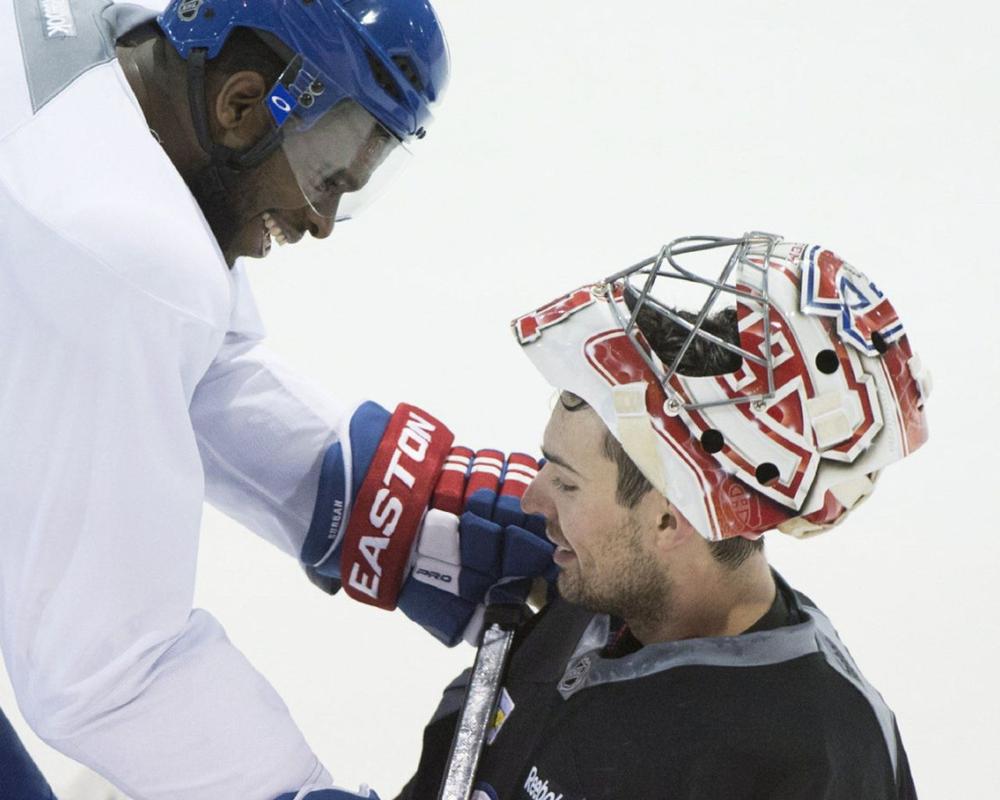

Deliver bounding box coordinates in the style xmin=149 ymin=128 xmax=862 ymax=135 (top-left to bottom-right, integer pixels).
xmin=158 ymin=0 xmax=450 ymax=220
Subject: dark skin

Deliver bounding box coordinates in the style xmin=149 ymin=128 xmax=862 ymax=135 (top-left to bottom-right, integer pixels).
xmin=116 ymin=27 xmax=336 ymax=266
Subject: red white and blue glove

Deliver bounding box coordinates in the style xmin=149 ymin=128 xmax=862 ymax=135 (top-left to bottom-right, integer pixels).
xmin=398 ymin=445 xmax=557 ymax=645
xmin=302 ymin=402 xmax=555 ymax=646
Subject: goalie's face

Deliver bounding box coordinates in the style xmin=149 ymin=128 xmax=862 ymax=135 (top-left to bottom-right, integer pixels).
xmin=522 ymin=402 xmax=672 ymax=621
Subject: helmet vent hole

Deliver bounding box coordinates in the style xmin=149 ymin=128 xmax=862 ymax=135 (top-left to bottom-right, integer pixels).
xmin=871 ymin=331 xmax=889 ymax=354
xmin=391 ymin=55 xmax=424 ymax=92
xmin=366 ymin=51 xmax=403 ymax=101
xmin=815 ymin=350 xmax=839 ymax=374
xmin=755 ymin=462 xmax=780 ymax=485
xmin=700 ymin=429 xmax=725 ymax=454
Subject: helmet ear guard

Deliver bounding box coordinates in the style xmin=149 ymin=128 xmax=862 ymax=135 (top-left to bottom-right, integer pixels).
xmin=513 ymin=233 xmax=930 ymax=542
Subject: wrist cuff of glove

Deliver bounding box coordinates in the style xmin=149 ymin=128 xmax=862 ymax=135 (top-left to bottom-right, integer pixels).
xmin=340 ymin=404 xmax=454 ymax=609
xmin=302 ymin=402 xmax=391 ymax=572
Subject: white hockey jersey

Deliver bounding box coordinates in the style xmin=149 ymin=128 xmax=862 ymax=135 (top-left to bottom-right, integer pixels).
xmin=0 ymin=2 xmax=350 ymax=797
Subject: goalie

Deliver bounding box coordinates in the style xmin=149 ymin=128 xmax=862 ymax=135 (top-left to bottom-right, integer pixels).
xmin=400 ymin=233 xmax=928 ymax=800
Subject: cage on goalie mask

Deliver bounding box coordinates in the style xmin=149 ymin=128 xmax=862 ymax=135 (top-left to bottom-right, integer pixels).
xmin=513 ymin=233 xmax=931 ymax=541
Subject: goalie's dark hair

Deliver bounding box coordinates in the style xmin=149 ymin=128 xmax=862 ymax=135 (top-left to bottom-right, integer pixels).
xmin=561 ymin=297 xmax=763 ymax=569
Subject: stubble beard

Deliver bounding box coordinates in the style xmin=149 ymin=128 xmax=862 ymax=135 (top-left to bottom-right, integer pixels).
xmin=557 ymin=516 xmax=672 ymax=625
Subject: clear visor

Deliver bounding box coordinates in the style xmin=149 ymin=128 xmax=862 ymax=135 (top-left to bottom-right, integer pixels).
xmin=280 ymin=99 xmax=411 ymax=221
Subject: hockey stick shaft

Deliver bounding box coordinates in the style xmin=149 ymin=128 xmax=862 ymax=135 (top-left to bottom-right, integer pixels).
xmin=437 ymin=607 xmax=521 ymax=800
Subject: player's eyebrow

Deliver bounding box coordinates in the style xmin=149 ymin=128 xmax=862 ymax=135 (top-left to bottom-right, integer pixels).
xmin=540 ymin=447 xmax=583 ymax=477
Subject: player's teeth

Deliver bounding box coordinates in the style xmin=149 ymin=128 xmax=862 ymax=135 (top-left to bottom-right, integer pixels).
xmin=262 ymin=212 xmax=287 ymax=246
xmin=263 ymin=212 xmax=288 ymax=245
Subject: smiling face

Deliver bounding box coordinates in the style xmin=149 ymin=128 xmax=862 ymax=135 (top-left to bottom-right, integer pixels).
xmin=119 ymin=31 xmax=393 ymax=265
xmin=193 ymin=69 xmax=342 ymax=265
xmin=219 ymin=142 xmax=339 ymax=262
xmin=521 ymin=399 xmax=674 ymax=621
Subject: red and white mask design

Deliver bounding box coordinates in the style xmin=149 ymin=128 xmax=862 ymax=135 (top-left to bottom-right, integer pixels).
xmin=513 ymin=234 xmax=930 ymax=541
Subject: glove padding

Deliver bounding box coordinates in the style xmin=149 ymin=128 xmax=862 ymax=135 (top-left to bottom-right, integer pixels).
xmin=302 ymin=403 xmax=555 ymax=646
xmin=397 ymin=448 xmax=557 ymax=646
xmin=303 ymin=402 xmax=454 ymax=609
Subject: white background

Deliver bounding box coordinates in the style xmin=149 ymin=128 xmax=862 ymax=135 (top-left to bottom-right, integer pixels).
xmin=2 ymin=0 xmax=998 ymax=797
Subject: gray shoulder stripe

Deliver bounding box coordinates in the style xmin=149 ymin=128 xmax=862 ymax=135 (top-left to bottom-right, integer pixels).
xmin=15 ymin=0 xmax=118 ymax=113
xmin=558 ymin=615 xmax=820 ymax=700
xmin=559 ymin=604 xmax=900 ymax=783
xmin=808 ymin=605 xmax=900 ymax=778
xmin=102 ymin=2 xmax=157 ymax=38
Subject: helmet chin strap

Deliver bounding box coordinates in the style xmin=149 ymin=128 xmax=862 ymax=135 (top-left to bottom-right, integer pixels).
xmin=184 ymin=48 xmax=287 ymax=255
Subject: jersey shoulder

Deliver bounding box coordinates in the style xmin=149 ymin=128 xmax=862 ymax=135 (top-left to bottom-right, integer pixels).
xmin=0 ymin=0 xmax=159 ymax=135
xmin=0 ymin=1 xmax=228 ymax=327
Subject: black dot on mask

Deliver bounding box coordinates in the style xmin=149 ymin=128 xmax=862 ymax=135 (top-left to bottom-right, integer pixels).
xmin=871 ymin=331 xmax=889 ymax=354
xmin=700 ymin=429 xmax=725 ymax=454
xmin=755 ymin=462 xmax=780 ymax=485
xmin=815 ymin=349 xmax=840 ymax=374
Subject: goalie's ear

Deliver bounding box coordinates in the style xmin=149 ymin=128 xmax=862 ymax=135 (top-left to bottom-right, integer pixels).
xmin=644 ymin=494 xmax=695 ymax=554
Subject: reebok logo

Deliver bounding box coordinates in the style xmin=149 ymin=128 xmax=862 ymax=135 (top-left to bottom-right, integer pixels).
xmin=38 ymin=0 xmax=76 ymax=38
xmin=523 ymin=765 xmax=563 ymax=800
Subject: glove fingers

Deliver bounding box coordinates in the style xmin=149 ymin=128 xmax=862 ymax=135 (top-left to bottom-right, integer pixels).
xmin=403 ymin=448 xmax=555 ymax=648
xmin=431 ymin=446 xmax=475 ymax=516
xmin=522 ymin=511 xmax=548 ymax=538
xmin=398 ymin=580 xmax=477 ymax=647
xmin=503 ymin=525 xmax=556 ymax=577
xmin=494 ymin=497 xmax=547 ymax=537
xmin=494 ymin=453 xmax=540 ymax=528
xmin=416 ymin=509 xmax=507 ymax=604
xmin=459 ymin=511 xmax=503 ymax=574
xmin=465 ymin=449 xmax=504 ymax=518
xmin=458 ymin=570 xmax=495 ymax=602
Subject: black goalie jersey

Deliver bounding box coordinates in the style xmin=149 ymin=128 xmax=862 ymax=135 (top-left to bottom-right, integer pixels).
xmin=397 ymin=573 xmax=916 ymax=800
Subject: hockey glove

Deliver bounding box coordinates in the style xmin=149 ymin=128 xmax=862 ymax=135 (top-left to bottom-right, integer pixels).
xmin=302 ymin=403 xmax=555 ymax=645
xmin=398 ymin=448 xmax=557 ymax=645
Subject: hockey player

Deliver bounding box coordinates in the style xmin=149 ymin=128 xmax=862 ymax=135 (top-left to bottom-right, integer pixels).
xmin=399 ymin=234 xmax=930 ymax=799
xmin=0 ymin=1 xmax=553 ymax=798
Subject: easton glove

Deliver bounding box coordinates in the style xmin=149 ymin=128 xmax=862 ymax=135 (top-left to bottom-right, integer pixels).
xmin=398 ymin=447 xmax=557 ymax=645
xmin=301 ymin=403 xmax=555 ymax=645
